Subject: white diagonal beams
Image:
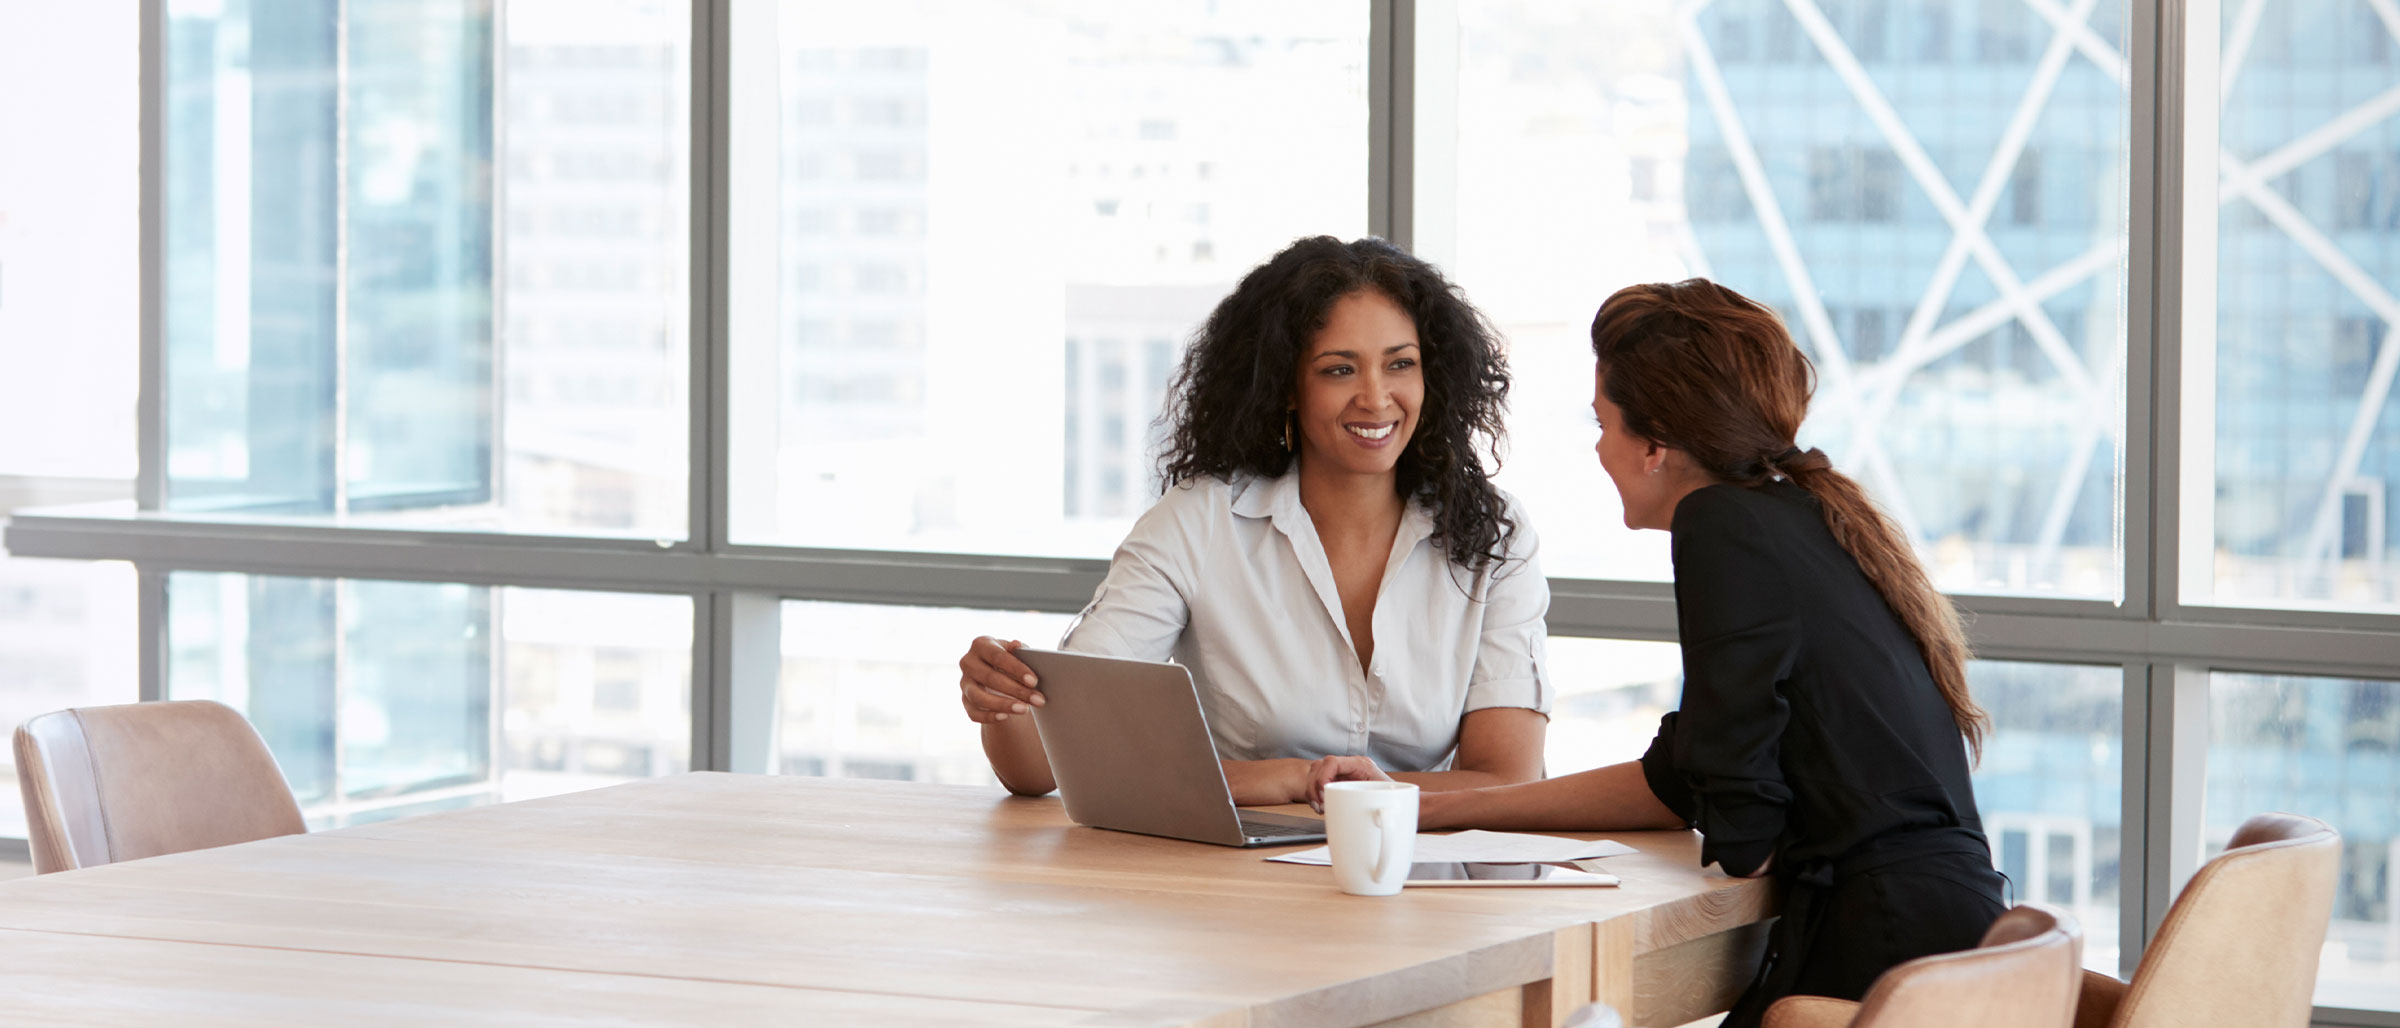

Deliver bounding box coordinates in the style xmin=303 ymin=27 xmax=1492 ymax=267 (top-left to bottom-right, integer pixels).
xmin=2218 ymin=154 xmax=2400 ymax=567
xmin=1681 ymin=15 xmax=1855 ymax=390
xmin=2219 ymin=0 xmax=2268 ymax=104
xmin=1682 ymin=13 xmax=1918 ymax=539
xmin=1873 ymin=0 xmax=2100 ymax=446
xmin=1857 ymin=428 xmax=1930 ymax=553
xmin=2024 ymin=0 xmax=2129 ymax=85
xmin=2013 ymin=0 xmax=2400 ymax=575
xmin=1780 ymin=0 xmax=2097 ymax=405
xmin=2222 ymin=82 xmax=2400 ymax=198
xmin=1910 ymin=241 xmax=2127 ymax=401
xmin=2033 ymin=345 xmax=2123 ymax=570
xmin=2373 ymin=0 xmax=2400 ymax=46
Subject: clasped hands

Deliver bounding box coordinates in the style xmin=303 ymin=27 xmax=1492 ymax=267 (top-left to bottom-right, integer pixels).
xmin=1239 ymin=754 xmax=1392 ymax=812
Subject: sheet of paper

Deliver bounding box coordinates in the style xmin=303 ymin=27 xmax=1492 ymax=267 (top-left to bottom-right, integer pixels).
xmin=1265 ymin=829 xmax=1639 ymax=866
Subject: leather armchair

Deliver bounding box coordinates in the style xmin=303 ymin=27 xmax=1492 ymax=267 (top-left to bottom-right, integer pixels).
xmin=1761 ymin=902 xmax=2083 ymax=1028
xmin=15 ymin=699 xmax=306 ymax=873
xmin=2073 ymin=812 xmax=2338 ymax=1028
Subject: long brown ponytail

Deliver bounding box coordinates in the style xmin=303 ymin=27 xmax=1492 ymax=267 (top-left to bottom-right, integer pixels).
xmin=1591 ymin=279 xmax=1988 ymax=761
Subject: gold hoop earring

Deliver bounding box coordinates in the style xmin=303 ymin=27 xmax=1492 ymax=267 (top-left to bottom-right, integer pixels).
xmin=1283 ymin=410 xmax=1295 ymax=452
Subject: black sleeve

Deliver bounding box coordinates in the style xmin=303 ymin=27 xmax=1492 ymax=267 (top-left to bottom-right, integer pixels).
xmin=1638 ymin=712 xmax=1697 ymax=825
xmin=1667 ymin=488 xmax=1800 ymax=877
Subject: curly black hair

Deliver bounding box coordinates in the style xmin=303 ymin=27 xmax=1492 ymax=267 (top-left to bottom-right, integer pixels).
xmin=1156 ymin=235 xmax=1518 ymax=571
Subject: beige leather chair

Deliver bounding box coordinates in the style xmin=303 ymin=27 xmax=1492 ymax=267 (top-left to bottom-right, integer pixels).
xmin=2073 ymin=812 xmax=2338 ymax=1028
xmin=15 ymin=699 xmax=305 ymax=874
xmin=1760 ymin=902 xmax=2083 ymax=1028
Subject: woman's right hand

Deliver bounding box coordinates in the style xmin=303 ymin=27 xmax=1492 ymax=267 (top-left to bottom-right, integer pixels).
xmin=958 ymin=636 xmax=1045 ymax=724
xmin=1302 ymin=755 xmax=1392 ymax=812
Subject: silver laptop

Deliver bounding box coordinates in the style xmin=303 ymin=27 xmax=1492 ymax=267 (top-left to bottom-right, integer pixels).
xmin=1018 ymin=648 xmax=1326 ymax=848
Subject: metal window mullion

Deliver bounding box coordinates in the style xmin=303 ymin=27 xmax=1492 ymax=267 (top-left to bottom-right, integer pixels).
xmin=2126 ymin=0 xmax=2170 ymax=623
xmin=2127 ymin=0 xmax=2186 ymax=983
xmin=490 ymin=0 xmax=512 ymax=526
xmin=689 ymin=0 xmax=729 ymax=555
xmin=136 ymin=1 xmax=167 ymax=712
xmin=137 ymin=0 xmax=165 ymax=514
xmin=2116 ymin=660 xmax=2151 ymax=977
xmin=1367 ymin=0 xmax=1407 ymax=246
xmin=694 ymin=590 xmax=778 ymax=774
xmin=138 ymin=565 xmax=168 ymax=703
xmin=728 ymin=591 xmax=780 ymax=773
xmin=685 ymin=0 xmax=732 ymax=770
xmin=2142 ymin=661 xmax=2210 ymax=944
xmin=690 ymin=589 xmax=720 ymax=771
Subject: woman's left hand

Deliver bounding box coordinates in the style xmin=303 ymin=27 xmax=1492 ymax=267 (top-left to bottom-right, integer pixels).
xmin=1304 ymin=754 xmax=1392 ymax=812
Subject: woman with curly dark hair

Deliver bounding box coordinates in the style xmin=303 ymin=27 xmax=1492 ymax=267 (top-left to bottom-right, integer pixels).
xmin=957 ymin=236 xmax=1551 ymax=806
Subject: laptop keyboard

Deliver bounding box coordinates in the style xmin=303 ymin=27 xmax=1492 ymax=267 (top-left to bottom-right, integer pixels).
xmin=1239 ymin=818 xmax=1324 ymax=840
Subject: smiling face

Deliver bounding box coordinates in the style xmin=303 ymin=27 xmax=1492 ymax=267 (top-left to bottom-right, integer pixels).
xmin=1292 ymin=289 xmax=1423 ymax=480
xmin=1593 ymin=366 xmax=1667 ymax=530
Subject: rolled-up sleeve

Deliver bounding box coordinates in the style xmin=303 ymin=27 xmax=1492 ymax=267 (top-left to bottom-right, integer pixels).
xmin=1668 ymin=489 xmax=1799 ymax=877
xmin=1461 ymin=514 xmax=1551 ymax=716
xmin=1059 ymin=489 xmax=1198 ymax=662
xmin=1638 ymin=711 xmax=1697 ymax=824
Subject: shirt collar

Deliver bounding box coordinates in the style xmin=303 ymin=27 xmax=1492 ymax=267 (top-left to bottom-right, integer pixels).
xmin=1230 ymin=471 xmax=1440 ymax=556
xmin=1229 ymin=470 xmax=1304 ymax=522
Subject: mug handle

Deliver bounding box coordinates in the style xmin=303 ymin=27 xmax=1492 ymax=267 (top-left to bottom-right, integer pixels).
xmin=1370 ymin=808 xmax=1394 ymax=882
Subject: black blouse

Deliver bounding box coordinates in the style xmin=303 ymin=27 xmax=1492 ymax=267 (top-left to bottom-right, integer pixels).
xmin=1639 ymin=480 xmax=1988 ymax=877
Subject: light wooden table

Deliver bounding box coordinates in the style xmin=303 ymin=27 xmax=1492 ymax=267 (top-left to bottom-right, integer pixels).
xmin=0 ymin=773 xmax=1773 ymax=1026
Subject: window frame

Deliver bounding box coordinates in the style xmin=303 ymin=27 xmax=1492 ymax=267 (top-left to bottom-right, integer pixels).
xmin=4 ymin=1 xmax=2399 ymax=1021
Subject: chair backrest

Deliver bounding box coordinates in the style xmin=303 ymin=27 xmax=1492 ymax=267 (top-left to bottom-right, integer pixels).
xmin=14 ymin=700 xmax=305 ymax=873
xmin=1845 ymin=902 xmax=2084 ymax=1028
xmin=2109 ymin=812 xmax=2339 ymax=1028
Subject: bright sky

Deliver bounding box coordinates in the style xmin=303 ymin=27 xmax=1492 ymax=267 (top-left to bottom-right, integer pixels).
xmin=0 ymin=3 xmax=137 ymax=480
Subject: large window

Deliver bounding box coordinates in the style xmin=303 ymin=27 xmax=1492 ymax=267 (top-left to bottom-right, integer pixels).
xmin=726 ymin=0 xmax=1369 ymax=556
xmin=2211 ymin=672 xmax=2400 ymax=1007
xmin=169 ymin=573 xmax=691 ymax=827
xmin=776 ymin=601 xmax=1069 ymax=784
xmin=163 ymin=0 xmax=690 ymax=537
xmin=1446 ymin=0 xmax=2131 ymax=595
xmin=1974 ymin=661 xmax=2124 ymax=975
xmin=2191 ymin=2 xmax=2400 ymax=609
xmin=0 ymin=3 xmax=140 ymax=838
xmin=7 ymin=3 xmax=2400 ymax=1021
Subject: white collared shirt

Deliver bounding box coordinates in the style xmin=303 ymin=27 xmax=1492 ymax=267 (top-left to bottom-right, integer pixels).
xmin=1060 ymin=471 xmax=1551 ymax=772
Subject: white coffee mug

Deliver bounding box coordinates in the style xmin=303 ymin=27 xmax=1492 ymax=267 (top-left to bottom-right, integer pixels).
xmin=1324 ymin=780 xmax=1419 ymax=896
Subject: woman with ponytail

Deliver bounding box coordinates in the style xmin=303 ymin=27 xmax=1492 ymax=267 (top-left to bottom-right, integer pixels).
xmin=1310 ymin=279 xmax=2002 ymax=1027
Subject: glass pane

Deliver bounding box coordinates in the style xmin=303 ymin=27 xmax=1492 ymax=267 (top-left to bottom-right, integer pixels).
xmin=1544 ymin=637 xmax=1686 ymax=774
xmin=2198 ymin=4 xmax=2400 ymax=608
xmin=1547 ymin=639 xmax=2124 ymax=973
xmin=1972 ymin=660 xmax=2123 ymax=975
xmin=777 ymin=600 xmax=1070 ymax=783
xmin=0 ymin=3 xmax=141 ymax=840
xmin=168 ymin=573 xmax=691 ymax=826
xmin=0 ymin=559 xmax=137 ymax=841
xmin=729 ymin=1 xmax=1369 ymax=555
xmin=2211 ymin=672 xmax=2400 ymax=1010
xmin=1447 ymin=1 xmax=2130 ymax=596
xmin=161 ymin=0 xmax=689 ymax=537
